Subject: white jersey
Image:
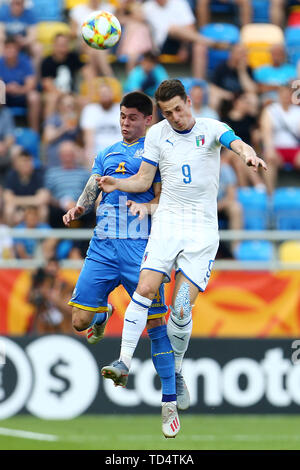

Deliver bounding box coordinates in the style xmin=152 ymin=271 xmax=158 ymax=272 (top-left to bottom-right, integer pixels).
xmin=143 ymin=117 xmax=234 ymax=231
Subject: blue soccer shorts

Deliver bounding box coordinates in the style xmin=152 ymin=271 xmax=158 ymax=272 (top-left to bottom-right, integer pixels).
xmin=68 ymin=237 xmax=167 ymax=319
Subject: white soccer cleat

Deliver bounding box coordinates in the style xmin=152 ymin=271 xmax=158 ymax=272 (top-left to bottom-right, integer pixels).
xmin=161 ymin=402 xmax=180 ymax=438
xmin=86 ymin=304 xmax=114 ymax=344
xmin=176 ymin=371 xmax=190 ymax=411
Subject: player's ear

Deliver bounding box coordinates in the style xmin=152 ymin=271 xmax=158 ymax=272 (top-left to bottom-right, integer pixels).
xmin=145 ymin=115 xmax=153 ymax=126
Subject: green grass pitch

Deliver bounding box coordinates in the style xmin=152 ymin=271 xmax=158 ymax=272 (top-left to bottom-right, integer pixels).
xmin=0 ymin=415 xmax=300 ymax=450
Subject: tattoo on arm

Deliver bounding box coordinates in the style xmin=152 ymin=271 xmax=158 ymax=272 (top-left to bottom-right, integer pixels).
xmin=77 ymin=174 xmax=101 ymax=214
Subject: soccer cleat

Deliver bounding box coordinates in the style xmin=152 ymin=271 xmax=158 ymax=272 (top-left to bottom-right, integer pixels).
xmin=86 ymin=304 xmax=114 ymax=344
xmin=176 ymin=371 xmax=190 ymax=411
xmin=101 ymin=360 xmax=129 ymax=387
xmin=162 ymin=402 xmax=180 ymax=438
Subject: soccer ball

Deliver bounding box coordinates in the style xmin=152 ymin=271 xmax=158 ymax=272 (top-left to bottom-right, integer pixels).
xmin=81 ymin=10 xmax=121 ymax=50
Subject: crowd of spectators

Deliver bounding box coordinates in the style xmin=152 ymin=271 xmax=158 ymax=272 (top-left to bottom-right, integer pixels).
xmin=0 ymin=0 xmax=300 ymax=270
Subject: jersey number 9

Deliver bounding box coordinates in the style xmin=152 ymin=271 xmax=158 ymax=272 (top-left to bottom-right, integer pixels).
xmin=182 ymin=164 xmax=192 ymax=184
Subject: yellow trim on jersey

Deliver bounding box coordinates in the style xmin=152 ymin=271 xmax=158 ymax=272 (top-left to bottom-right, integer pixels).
xmin=147 ymin=311 xmax=167 ymax=320
xmin=122 ymin=137 xmax=145 ymax=147
xmin=68 ymin=302 xmax=108 ymax=312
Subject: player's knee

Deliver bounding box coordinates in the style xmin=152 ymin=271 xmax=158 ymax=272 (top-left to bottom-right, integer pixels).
xmin=171 ymin=282 xmax=193 ymax=321
xmin=72 ymin=307 xmax=91 ymax=332
xmin=136 ymin=281 xmax=157 ymax=300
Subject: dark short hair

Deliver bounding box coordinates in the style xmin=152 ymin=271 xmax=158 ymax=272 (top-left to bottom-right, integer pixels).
xmin=154 ymin=79 xmax=187 ymax=104
xmin=120 ymin=92 xmax=153 ymax=116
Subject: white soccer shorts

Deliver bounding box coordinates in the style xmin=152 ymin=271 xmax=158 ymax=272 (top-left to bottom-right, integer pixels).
xmin=140 ymin=227 xmax=219 ymax=292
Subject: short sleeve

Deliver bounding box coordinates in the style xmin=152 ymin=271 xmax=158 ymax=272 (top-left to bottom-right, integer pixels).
xmin=91 ymin=151 xmax=104 ymax=176
xmin=142 ymin=125 xmax=160 ymax=167
xmin=212 ymin=120 xmax=241 ymax=149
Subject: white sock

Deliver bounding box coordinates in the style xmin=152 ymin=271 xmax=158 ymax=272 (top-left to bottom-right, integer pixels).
xmin=167 ymin=311 xmax=193 ymax=373
xmin=120 ymin=291 xmax=152 ymax=369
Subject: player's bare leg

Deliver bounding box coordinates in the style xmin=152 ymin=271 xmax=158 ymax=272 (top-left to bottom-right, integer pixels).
xmin=72 ymin=305 xmax=114 ymax=343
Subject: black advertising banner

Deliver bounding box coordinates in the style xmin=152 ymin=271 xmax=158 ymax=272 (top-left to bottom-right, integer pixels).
xmin=0 ymin=335 xmax=300 ymax=418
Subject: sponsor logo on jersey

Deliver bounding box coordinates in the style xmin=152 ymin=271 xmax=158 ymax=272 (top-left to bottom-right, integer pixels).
xmin=133 ymin=148 xmax=144 ymax=159
xmin=166 ymin=139 xmax=174 ymax=146
xmin=196 ymin=135 xmax=205 ymax=147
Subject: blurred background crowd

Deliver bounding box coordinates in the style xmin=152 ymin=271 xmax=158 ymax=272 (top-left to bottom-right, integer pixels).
xmin=0 ymin=0 xmax=300 ymax=275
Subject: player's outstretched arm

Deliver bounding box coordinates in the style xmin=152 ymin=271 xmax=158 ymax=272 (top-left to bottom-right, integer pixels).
xmin=62 ymin=174 xmax=101 ymax=226
xmin=230 ymin=139 xmax=267 ymax=172
xmin=97 ymin=161 xmax=157 ymax=194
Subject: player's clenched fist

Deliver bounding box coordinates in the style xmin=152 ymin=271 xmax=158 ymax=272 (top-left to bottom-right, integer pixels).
xmin=63 ymin=205 xmax=85 ymax=226
xmin=96 ymin=176 xmax=118 ymax=193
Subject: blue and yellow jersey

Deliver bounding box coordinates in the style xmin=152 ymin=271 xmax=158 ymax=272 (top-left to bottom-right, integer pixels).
xmin=91 ymin=137 xmax=160 ymax=239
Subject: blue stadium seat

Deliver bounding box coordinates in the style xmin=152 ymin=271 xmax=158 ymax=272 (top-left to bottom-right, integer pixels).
xmin=251 ymin=0 xmax=270 ymax=23
xmin=273 ymin=187 xmax=300 ymax=230
xmin=31 ymin=0 xmax=64 ymax=22
xmin=237 ymin=187 xmax=269 ymax=230
xmin=200 ymin=23 xmax=240 ymax=75
xmin=235 ymin=240 xmax=274 ymax=261
xmin=14 ymin=127 xmax=41 ymax=168
xmin=284 ymin=26 xmax=300 ymax=66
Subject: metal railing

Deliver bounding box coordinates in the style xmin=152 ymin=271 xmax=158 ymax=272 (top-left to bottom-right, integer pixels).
xmin=1 ymin=228 xmax=300 ymax=270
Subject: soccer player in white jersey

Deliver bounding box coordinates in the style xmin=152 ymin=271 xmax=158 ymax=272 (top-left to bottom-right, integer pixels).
xmin=98 ymin=79 xmax=267 ymax=437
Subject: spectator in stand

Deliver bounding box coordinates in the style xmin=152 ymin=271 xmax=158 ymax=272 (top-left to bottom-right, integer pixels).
xmin=190 ymin=82 xmax=219 ymax=119
xmin=210 ymin=44 xmax=257 ymax=109
xmin=116 ymin=0 xmax=154 ymax=72
xmin=3 ymin=149 xmax=49 ymax=225
xmin=0 ymin=205 xmax=14 ymax=259
xmin=124 ymin=51 xmax=169 ymax=97
xmin=69 ymin=0 xmax=114 ymax=77
xmin=220 ymin=91 xmax=265 ymax=188
xmin=0 ymin=38 xmax=41 ymax=131
xmin=45 ymin=140 xmax=90 ymax=228
xmin=13 ymin=205 xmax=56 ymax=260
xmin=41 ymin=33 xmax=94 ymax=118
xmin=254 ymin=44 xmax=298 ymax=103
xmin=217 ymin=148 xmax=243 ymax=257
xmin=43 ymin=92 xmax=81 ymax=168
xmin=0 ymin=0 xmax=42 ymax=70
xmin=141 ymin=0 xmax=226 ymax=79
xmin=80 ymin=82 xmax=122 ymax=166
xmin=260 ymin=83 xmax=300 ymax=194
xmin=0 ymin=104 xmax=15 ymax=187
xmin=28 ymin=258 xmax=73 ymax=334
xmin=196 ymin=0 xmax=252 ymax=27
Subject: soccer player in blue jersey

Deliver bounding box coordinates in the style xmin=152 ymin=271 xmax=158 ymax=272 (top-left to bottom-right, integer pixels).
xmin=63 ymin=91 xmax=178 ymax=438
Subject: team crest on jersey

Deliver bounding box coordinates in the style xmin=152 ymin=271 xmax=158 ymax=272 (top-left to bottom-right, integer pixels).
xmin=133 ymin=148 xmax=144 ymax=159
xmin=196 ymin=135 xmax=205 ymax=147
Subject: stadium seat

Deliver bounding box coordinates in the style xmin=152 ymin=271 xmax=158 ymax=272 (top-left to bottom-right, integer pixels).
xmin=284 ymin=26 xmax=300 ymax=66
xmin=251 ymin=0 xmax=270 ymax=23
xmin=79 ymin=76 xmax=123 ymax=103
xmin=14 ymin=127 xmax=41 ymax=168
xmin=237 ymin=187 xmax=269 ymax=230
xmin=37 ymin=22 xmax=71 ymax=56
xmin=235 ymin=240 xmax=274 ymax=261
xmin=200 ymin=23 xmax=240 ymax=74
xmin=32 ymin=0 xmax=64 ymax=22
xmin=273 ymin=187 xmax=300 ymax=230
xmin=240 ymin=23 xmax=284 ymax=68
xmin=278 ymin=241 xmax=300 ymax=262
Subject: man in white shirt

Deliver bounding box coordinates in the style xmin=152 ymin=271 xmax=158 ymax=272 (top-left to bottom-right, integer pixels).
xmin=99 ymin=79 xmax=267 ymax=437
xmin=142 ymin=0 xmax=222 ymax=78
xmin=80 ymin=83 xmax=122 ymax=167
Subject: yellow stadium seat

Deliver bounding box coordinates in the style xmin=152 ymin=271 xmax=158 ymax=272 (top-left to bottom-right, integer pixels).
xmin=278 ymin=241 xmax=300 ymax=263
xmin=80 ymin=76 xmax=123 ymax=103
xmin=65 ymin=0 xmax=88 ymax=9
xmin=240 ymin=23 xmax=284 ymax=68
xmin=37 ymin=21 xmax=71 ymax=56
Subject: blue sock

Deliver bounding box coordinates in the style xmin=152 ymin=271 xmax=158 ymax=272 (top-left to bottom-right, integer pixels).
xmin=90 ymin=312 xmax=107 ymax=326
xmin=148 ymin=324 xmax=176 ymax=403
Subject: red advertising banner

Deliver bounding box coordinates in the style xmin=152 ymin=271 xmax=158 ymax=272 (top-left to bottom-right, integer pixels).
xmin=0 ymin=269 xmax=300 ymax=337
